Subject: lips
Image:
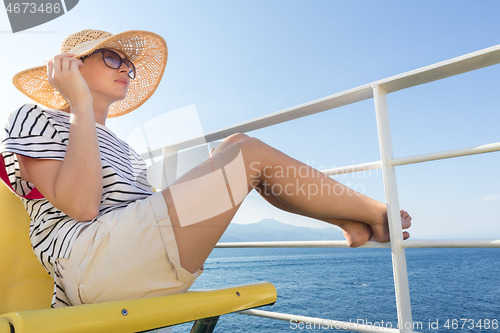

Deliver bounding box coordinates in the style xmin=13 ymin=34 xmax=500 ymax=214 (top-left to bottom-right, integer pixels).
xmin=115 ymin=79 xmax=128 ymax=86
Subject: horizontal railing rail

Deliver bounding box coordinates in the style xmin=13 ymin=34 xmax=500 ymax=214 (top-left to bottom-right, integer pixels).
xmin=215 ymin=239 xmax=500 ymax=249
xmin=323 ymin=142 xmax=500 ymax=176
xmin=238 ymin=309 xmax=402 ymax=333
xmin=140 ymin=44 xmax=500 ymax=160
xmin=238 ymin=309 xmax=399 ymax=333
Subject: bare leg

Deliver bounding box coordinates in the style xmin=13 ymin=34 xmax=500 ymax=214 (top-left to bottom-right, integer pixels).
xmin=162 ymin=134 xmax=411 ymax=273
xmin=255 ymin=183 xmax=410 ymax=247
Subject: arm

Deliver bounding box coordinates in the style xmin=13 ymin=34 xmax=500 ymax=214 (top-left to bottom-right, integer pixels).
xmin=18 ymin=54 xmax=102 ymax=221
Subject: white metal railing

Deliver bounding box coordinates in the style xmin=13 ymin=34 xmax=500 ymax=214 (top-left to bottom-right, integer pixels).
xmin=238 ymin=309 xmax=402 ymax=333
xmin=216 ymin=240 xmax=500 ymax=249
xmin=141 ymin=44 xmax=500 ymax=159
xmin=141 ymin=44 xmax=500 ymax=333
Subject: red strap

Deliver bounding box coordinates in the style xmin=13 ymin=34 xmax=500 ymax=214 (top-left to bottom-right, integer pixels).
xmin=0 ymin=155 xmax=44 ymax=200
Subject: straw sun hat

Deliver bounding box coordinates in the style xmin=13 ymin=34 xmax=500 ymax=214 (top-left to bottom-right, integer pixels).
xmin=12 ymin=29 xmax=168 ymax=118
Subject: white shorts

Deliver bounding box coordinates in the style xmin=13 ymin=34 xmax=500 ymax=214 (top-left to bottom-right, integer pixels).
xmin=56 ymin=192 xmax=202 ymax=305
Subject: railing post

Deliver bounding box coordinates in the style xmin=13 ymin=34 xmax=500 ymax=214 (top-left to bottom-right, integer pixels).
xmin=372 ymin=84 xmax=414 ymax=332
xmin=161 ymin=147 xmax=178 ymax=189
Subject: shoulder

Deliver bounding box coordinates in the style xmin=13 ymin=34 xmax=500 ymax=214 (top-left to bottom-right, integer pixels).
xmin=9 ymin=103 xmax=38 ymax=116
xmin=4 ymin=104 xmax=38 ymax=133
xmin=8 ymin=103 xmax=68 ymax=120
xmin=6 ymin=103 xmax=43 ymax=125
xmin=4 ymin=104 xmax=65 ymax=138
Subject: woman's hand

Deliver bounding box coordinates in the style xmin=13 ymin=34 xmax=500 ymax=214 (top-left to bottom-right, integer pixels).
xmin=46 ymin=53 xmax=92 ymax=108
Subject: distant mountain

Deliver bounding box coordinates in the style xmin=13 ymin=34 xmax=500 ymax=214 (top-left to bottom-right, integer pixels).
xmin=219 ymin=218 xmax=345 ymax=242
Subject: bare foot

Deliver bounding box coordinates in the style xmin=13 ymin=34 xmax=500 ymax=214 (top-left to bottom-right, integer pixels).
xmin=341 ymin=209 xmax=412 ymax=247
xmin=400 ymin=209 xmax=412 ymax=240
xmin=340 ymin=220 xmax=373 ymax=248
xmin=370 ymin=209 xmax=412 ymax=243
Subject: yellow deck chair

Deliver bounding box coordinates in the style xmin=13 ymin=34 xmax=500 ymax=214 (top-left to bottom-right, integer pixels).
xmin=0 ymin=183 xmax=276 ymax=332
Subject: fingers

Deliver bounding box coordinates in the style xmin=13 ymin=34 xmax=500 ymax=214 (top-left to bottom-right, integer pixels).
xmin=50 ymin=53 xmax=81 ymax=78
xmin=46 ymin=58 xmax=54 ymax=80
xmin=45 ymin=53 xmax=91 ymax=106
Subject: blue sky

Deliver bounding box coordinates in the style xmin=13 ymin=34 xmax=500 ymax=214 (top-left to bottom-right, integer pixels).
xmin=1 ymin=1 xmax=499 ymax=239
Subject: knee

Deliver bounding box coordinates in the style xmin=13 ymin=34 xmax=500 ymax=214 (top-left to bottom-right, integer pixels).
xmin=220 ymin=133 xmax=264 ymax=155
xmin=228 ymin=133 xmax=264 ymax=149
xmin=222 ymin=132 xmax=250 ymax=144
xmin=217 ymin=133 xmax=262 ymax=159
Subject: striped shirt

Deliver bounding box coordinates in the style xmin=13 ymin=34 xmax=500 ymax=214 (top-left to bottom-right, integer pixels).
xmin=0 ymin=103 xmax=154 ymax=307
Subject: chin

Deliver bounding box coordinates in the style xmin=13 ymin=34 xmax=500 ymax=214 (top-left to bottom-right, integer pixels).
xmin=113 ymin=93 xmax=128 ymax=103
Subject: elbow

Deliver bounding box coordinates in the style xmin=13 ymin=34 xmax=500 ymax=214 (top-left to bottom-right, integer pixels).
xmin=51 ymin=184 xmax=102 ymax=222
xmin=67 ymin=204 xmax=100 ymax=222
xmin=78 ymin=208 xmax=100 ymax=222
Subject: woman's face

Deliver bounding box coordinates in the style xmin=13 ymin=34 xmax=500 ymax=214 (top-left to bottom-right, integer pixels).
xmin=79 ymin=49 xmax=131 ymax=105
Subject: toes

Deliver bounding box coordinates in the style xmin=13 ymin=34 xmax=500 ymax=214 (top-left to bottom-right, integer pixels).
xmin=400 ymin=209 xmax=412 ymax=229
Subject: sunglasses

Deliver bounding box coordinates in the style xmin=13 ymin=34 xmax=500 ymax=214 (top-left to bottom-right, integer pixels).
xmin=81 ymin=49 xmax=136 ymax=79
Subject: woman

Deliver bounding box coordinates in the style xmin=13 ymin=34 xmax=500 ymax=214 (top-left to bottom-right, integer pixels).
xmin=0 ymin=29 xmax=411 ymax=308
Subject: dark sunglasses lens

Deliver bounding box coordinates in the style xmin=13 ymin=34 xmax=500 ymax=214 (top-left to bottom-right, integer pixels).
xmin=102 ymin=50 xmax=122 ymax=69
xmin=124 ymin=60 xmax=136 ymax=79
xmin=102 ymin=50 xmax=136 ymax=79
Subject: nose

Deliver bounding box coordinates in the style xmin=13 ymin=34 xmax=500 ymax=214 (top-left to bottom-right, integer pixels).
xmin=118 ymin=63 xmax=132 ymax=80
xmin=118 ymin=62 xmax=130 ymax=73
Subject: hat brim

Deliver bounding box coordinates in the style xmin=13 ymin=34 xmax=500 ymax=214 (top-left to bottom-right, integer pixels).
xmin=12 ymin=30 xmax=168 ymax=118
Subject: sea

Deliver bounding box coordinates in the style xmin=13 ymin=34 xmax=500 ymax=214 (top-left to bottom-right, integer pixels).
xmin=171 ymin=247 xmax=499 ymax=333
